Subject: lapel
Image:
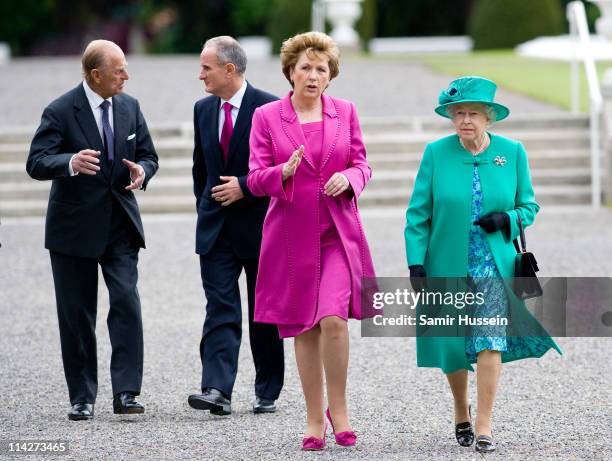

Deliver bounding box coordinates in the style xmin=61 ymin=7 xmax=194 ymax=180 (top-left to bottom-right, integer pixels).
xmin=111 ymin=95 xmax=130 ymax=181
xmin=73 ymin=85 xmax=108 ymax=181
xmin=207 ymin=97 xmax=224 ymax=172
xmin=225 ymin=82 xmax=255 ymax=168
xmin=318 ymin=93 xmax=340 ymax=171
xmin=279 ymin=93 xmax=312 ymax=169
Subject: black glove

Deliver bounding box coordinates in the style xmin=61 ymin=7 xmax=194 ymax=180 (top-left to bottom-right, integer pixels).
xmin=474 ymin=211 xmax=510 ymax=233
xmin=409 ymin=264 xmax=427 ymax=292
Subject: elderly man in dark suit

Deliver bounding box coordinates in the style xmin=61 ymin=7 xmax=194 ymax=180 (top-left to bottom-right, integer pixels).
xmin=188 ymin=36 xmax=284 ymax=415
xmin=26 ymin=39 xmax=158 ymax=421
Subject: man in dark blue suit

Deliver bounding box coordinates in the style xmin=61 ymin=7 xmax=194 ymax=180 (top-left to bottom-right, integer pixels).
xmin=188 ymin=36 xmax=284 ymax=415
xmin=26 ymin=40 xmax=158 ymax=420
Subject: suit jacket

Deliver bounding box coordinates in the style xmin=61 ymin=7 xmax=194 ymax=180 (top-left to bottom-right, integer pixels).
xmin=247 ymin=92 xmax=376 ymax=325
xmin=192 ymin=82 xmax=276 ymax=258
xmin=26 ymin=84 xmax=159 ymax=258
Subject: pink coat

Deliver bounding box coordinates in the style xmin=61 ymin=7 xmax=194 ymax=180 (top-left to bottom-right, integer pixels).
xmin=247 ymin=92 xmax=376 ymax=326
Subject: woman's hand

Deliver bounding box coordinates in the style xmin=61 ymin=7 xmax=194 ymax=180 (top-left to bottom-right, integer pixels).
xmin=474 ymin=212 xmax=510 ymax=233
xmin=324 ymin=172 xmax=350 ymax=197
xmin=282 ymin=145 xmax=304 ymax=182
xmin=409 ymin=265 xmax=427 ymax=291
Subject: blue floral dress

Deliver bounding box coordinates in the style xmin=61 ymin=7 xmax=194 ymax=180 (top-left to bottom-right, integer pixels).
xmin=463 ymin=164 xmax=560 ymax=363
xmin=465 ymin=164 xmax=509 ymax=361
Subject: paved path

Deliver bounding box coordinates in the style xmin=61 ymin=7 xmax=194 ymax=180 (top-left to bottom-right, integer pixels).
xmin=0 ymin=52 xmax=607 ymax=460
xmin=0 ymin=207 xmax=610 ymax=460
xmin=0 ymin=55 xmax=564 ymax=128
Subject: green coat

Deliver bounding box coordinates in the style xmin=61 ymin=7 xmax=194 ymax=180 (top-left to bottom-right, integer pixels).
xmin=404 ymin=133 xmax=561 ymax=373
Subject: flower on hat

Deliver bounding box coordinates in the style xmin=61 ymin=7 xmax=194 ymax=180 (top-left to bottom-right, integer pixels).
xmin=439 ymin=86 xmax=462 ymax=105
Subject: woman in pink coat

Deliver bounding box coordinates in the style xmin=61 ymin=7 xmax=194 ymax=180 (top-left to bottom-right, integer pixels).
xmin=247 ymin=31 xmax=376 ymax=450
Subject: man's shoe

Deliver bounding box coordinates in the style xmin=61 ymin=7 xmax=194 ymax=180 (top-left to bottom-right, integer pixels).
xmin=188 ymin=388 xmax=231 ymax=415
xmin=253 ymin=396 xmax=277 ymax=414
xmin=113 ymin=392 xmax=145 ymax=415
xmin=68 ymin=403 xmax=94 ymax=421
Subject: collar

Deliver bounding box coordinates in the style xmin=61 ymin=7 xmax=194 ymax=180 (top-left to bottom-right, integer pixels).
xmin=280 ymin=91 xmax=338 ymax=122
xmin=457 ymin=132 xmax=495 ymax=163
xmin=220 ymin=79 xmax=247 ymax=110
xmin=82 ymin=80 xmax=112 ymax=111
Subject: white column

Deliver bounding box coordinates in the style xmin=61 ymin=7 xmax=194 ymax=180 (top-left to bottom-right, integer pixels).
xmin=323 ymin=0 xmax=363 ymax=48
xmin=312 ymin=0 xmax=326 ymax=32
xmin=0 ymin=43 xmax=10 ymax=65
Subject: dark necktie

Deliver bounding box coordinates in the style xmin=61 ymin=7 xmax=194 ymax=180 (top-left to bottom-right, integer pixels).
xmin=220 ymin=102 xmax=234 ymax=161
xmin=99 ymin=100 xmax=114 ymax=163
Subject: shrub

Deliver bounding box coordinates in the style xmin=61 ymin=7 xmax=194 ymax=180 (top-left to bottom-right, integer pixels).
xmin=469 ymin=0 xmax=565 ymax=50
xmin=266 ymin=0 xmax=311 ymax=54
xmin=357 ymin=0 xmax=377 ymax=51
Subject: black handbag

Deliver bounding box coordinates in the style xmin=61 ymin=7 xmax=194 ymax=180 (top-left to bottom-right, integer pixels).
xmin=513 ymin=216 xmax=543 ymax=299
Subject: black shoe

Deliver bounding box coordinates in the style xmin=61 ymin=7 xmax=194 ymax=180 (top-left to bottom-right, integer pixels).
xmin=455 ymin=405 xmax=474 ymax=447
xmin=475 ymin=434 xmax=496 ymax=453
xmin=253 ymin=396 xmax=277 ymax=414
xmin=188 ymin=388 xmax=231 ymax=415
xmin=68 ymin=403 xmax=94 ymax=421
xmin=113 ymin=392 xmax=145 ymax=415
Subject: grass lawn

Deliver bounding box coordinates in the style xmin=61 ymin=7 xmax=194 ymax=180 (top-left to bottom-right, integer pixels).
xmin=413 ymin=50 xmax=611 ymax=113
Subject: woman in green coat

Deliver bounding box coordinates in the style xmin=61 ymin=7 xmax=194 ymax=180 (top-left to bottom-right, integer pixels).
xmin=404 ymin=76 xmax=561 ymax=453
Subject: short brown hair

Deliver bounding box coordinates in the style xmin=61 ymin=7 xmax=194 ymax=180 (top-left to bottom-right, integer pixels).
xmin=280 ymin=31 xmax=340 ymax=86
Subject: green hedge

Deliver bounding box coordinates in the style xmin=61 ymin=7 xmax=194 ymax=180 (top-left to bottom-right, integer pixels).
xmin=469 ymin=0 xmax=565 ymax=50
xmin=357 ymin=0 xmax=377 ymax=51
xmin=375 ymin=0 xmax=471 ymax=37
xmin=0 ymin=0 xmax=56 ymax=55
xmin=266 ymin=0 xmax=311 ymax=54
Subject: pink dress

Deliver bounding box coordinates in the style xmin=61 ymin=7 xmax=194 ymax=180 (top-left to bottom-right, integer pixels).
xmin=247 ymin=94 xmax=377 ymax=332
xmin=277 ymin=121 xmax=351 ymax=338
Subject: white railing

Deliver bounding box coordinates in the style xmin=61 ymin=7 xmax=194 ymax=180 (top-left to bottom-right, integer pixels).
xmin=568 ymin=1 xmax=602 ymax=208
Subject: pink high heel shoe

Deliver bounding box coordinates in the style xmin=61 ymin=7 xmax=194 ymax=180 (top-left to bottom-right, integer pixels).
xmin=326 ymin=408 xmax=357 ymax=447
xmin=301 ymin=422 xmax=328 ymax=451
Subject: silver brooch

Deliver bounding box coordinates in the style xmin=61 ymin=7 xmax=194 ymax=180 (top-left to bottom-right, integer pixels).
xmin=494 ymin=155 xmax=507 ymax=167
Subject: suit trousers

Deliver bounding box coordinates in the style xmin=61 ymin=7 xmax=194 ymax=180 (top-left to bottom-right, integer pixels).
xmin=199 ymin=231 xmax=284 ymax=400
xmin=49 ymin=198 xmax=143 ymax=404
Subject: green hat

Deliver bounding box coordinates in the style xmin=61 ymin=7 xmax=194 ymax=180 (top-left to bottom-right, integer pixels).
xmin=434 ymin=76 xmax=510 ymax=121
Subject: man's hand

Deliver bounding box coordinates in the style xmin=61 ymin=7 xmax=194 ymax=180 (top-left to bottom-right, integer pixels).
xmin=282 ymin=145 xmax=304 ymax=181
xmin=211 ymin=176 xmax=244 ymax=206
xmin=122 ymin=159 xmax=145 ymax=190
xmin=71 ymin=149 xmax=101 ymax=175
xmin=324 ymin=172 xmax=350 ymax=197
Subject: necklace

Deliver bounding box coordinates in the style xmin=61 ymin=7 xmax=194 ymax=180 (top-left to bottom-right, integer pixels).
xmin=460 ymin=133 xmax=489 ymax=156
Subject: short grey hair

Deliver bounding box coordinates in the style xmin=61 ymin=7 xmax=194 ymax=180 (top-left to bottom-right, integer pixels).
xmin=203 ymin=36 xmax=247 ymax=74
xmin=447 ymin=103 xmax=496 ymax=125
xmin=82 ymin=39 xmax=122 ymax=83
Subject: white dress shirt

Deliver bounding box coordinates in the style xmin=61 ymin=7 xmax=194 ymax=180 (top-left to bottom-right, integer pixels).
xmin=70 ymin=82 xmax=145 ymax=186
xmin=68 ymin=81 xmax=114 ymax=176
xmin=218 ymin=79 xmax=247 ymax=140
xmin=83 ymin=80 xmax=114 ymax=141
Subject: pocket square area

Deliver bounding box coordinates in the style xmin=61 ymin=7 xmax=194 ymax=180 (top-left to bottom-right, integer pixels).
xmin=127 ymin=133 xmax=136 ymax=140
